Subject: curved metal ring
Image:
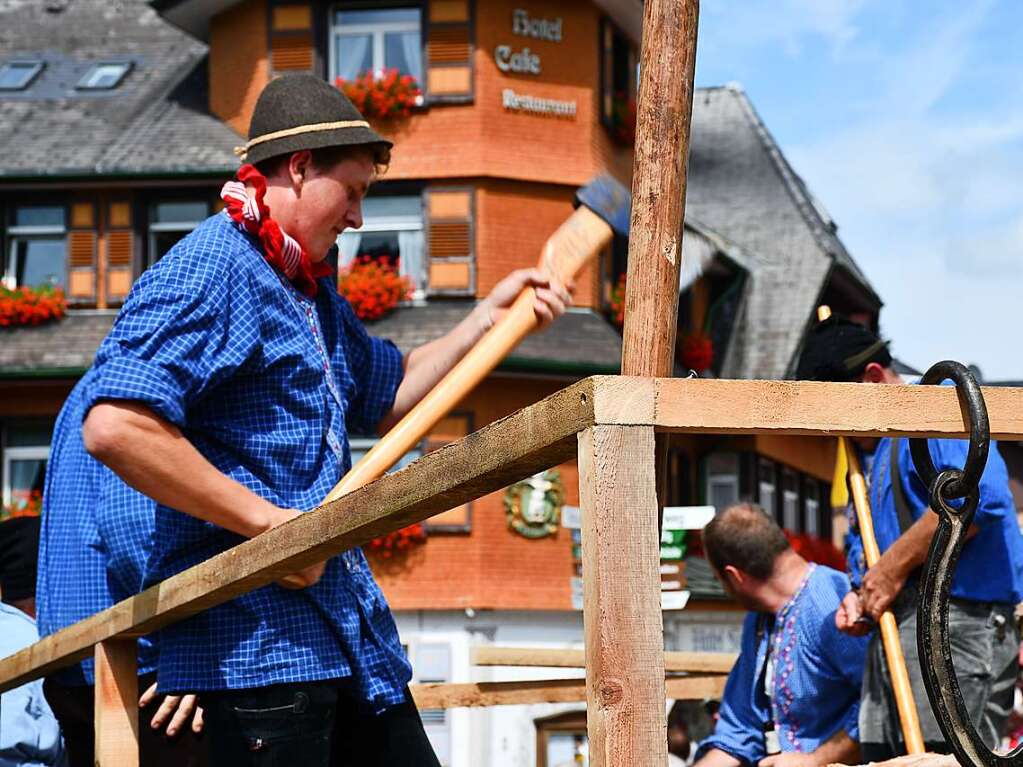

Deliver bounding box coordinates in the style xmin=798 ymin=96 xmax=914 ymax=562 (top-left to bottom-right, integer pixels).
xmin=916 ymin=474 xmax=1021 ymax=767
xmin=910 ymin=362 xmax=1017 ymax=767
xmin=908 ymin=360 xmax=989 ymax=499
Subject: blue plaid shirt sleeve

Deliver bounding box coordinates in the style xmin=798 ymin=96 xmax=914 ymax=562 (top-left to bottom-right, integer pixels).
xmin=335 ymin=295 xmax=404 ymax=435
xmin=82 ymin=247 xmax=261 ymax=426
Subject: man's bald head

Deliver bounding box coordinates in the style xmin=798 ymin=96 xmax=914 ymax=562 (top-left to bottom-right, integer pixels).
xmin=703 ymin=502 xmax=790 ymax=581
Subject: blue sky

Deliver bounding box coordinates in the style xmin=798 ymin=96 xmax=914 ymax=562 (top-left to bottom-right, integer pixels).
xmin=694 ymin=1 xmax=1023 ymax=380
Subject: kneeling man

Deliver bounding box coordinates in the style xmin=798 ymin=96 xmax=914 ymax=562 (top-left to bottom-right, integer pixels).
xmin=694 ymin=503 xmax=869 ymax=767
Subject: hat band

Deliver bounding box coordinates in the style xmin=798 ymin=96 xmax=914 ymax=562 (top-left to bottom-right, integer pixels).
xmin=234 ymin=120 xmax=372 ymax=159
xmin=842 ymin=339 xmax=888 ymax=374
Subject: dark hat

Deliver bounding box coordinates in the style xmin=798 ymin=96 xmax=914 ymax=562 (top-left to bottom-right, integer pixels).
xmin=797 ymin=315 xmax=892 ymax=381
xmin=237 ymin=73 xmax=393 ymax=166
xmin=0 ymin=516 xmax=40 ymax=604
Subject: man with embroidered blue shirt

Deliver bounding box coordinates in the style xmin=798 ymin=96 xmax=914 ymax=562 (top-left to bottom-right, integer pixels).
xmin=693 ymin=503 xmax=868 ymax=767
xmin=47 ymin=73 xmax=572 ymax=766
xmin=797 ymin=315 xmax=1023 ymax=760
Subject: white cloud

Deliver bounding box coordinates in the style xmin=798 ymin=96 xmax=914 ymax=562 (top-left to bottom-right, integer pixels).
xmin=782 ymin=3 xmax=1023 ymax=377
xmin=701 ymin=0 xmax=871 ymax=57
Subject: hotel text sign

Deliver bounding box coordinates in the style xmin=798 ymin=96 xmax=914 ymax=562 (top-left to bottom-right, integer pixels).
xmin=497 ymin=8 xmax=577 ymax=119
xmin=495 ymin=8 xmax=562 ymax=76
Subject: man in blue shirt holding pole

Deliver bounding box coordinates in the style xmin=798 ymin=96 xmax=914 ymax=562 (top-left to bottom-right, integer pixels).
xmin=43 ymin=72 xmax=570 ymax=767
xmin=797 ymin=315 xmax=1023 ymax=760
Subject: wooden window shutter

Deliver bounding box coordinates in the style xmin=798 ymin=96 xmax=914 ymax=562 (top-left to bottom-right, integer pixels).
xmin=425 ymin=186 xmax=474 ymax=296
xmin=424 ymin=413 xmax=473 ymax=530
xmin=106 ymin=201 xmax=134 ymax=304
xmin=67 ymin=202 xmax=96 ymax=305
xmin=269 ymin=2 xmax=315 ymax=73
xmin=425 ymin=0 xmax=474 ymax=103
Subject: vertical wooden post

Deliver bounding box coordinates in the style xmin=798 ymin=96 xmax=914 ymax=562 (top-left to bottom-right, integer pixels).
xmin=94 ymin=639 xmax=139 ymax=767
xmin=595 ymin=1 xmax=699 ymax=761
xmin=580 ymin=425 xmax=666 ymax=767
xmin=621 ymin=0 xmax=699 ymax=375
xmin=621 ymin=0 xmax=701 ymax=518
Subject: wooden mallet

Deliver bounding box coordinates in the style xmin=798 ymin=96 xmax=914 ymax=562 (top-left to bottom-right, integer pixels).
xmin=323 ymin=176 xmax=630 ymax=505
xmin=278 ymin=177 xmax=628 ymax=588
xmin=325 ymin=175 xmax=631 ymax=502
xmin=817 ymin=305 xmax=925 ymax=754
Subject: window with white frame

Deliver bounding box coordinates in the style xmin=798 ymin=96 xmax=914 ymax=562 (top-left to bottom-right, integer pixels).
xmin=348 ymin=436 xmax=422 ymax=471
xmin=330 ymin=7 xmax=423 ymax=83
xmin=408 ymin=642 xmax=452 ymax=765
xmin=4 ymin=206 xmax=66 ymax=289
xmin=1 ymin=423 xmax=52 ymax=513
xmin=704 ymin=452 xmax=740 ymax=514
xmin=147 ymin=200 xmax=211 ymax=268
xmin=803 ymin=478 xmax=821 ymax=537
xmin=337 ymin=195 xmax=426 ymax=299
xmin=757 ymin=457 xmax=776 ymax=519
xmin=782 ymin=468 xmax=800 ymax=532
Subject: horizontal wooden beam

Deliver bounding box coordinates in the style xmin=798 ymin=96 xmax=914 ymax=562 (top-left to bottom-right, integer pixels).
xmin=471 ymin=647 xmax=736 ymax=674
xmin=410 ymin=674 xmax=727 ymax=709
xmin=0 ymin=380 xmax=595 ymax=694
xmin=590 ymin=377 xmax=1023 ymax=440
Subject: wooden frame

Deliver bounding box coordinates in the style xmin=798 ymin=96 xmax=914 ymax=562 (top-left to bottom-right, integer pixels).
xmin=2 ymin=377 xmax=1021 ymax=694
xmin=1 ymin=378 xmax=1020 ymax=679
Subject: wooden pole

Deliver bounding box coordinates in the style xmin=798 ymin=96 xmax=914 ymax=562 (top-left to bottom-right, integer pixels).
xmin=579 ymin=425 xmax=666 ymax=767
xmin=586 ymin=0 xmax=698 ymax=762
xmin=843 ymin=438 xmax=926 ymax=754
xmin=94 ymin=639 xmax=139 ymax=767
xmin=620 ymin=0 xmax=699 ymax=376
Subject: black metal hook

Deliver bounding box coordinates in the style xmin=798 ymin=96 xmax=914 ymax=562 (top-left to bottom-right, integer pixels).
xmin=909 ymin=361 xmax=1020 ymax=767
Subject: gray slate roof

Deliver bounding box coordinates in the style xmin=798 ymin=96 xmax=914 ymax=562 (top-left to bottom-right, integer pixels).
xmin=369 ymin=303 xmax=622 ymax=374
xmin=687 ymin=85 xmax=880 ymax=379
xmin=0 ymin=304 xmax=620 ymax=377
xmin=0 ymin=311 xmax=114 ymax=375
xmin=0 ymin=0 xmax=238 ymax=178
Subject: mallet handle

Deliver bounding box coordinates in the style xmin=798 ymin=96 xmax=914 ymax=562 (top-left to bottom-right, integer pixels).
xmin=323 ymin=205 xmax=614 ymax=503
xmin=843 ymin=437 xmax=926 ymax=754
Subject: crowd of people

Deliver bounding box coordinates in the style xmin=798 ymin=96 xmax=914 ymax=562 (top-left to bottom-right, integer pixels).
xmin=1 ymin=74 xmax=1022 ymax=767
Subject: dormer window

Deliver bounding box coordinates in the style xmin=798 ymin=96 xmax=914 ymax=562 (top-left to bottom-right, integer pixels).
xmin=77 ymin=61 xmax=131 ymax=90
xmin=0 ymin=61 xmax=43 ymax=91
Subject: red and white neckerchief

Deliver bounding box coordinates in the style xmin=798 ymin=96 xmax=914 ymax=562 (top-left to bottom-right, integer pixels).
xmin=220 ymin=164 xmax=333 ymax=298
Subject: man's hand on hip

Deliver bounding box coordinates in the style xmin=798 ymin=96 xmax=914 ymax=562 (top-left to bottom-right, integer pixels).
xmin=140 ymin=682 xmax=204 ymax=738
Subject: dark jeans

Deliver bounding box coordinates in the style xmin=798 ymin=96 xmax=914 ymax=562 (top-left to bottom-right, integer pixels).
xmin=859 ymin=586 xmax=1019 ymax=761
xmin=201 ymin=679 xmax=441 ymax=767
xmin=42 ymin=672 xmax=208 ymax=767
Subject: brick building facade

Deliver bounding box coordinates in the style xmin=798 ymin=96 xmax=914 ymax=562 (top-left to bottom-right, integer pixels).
xmin=0 ymin=1 xmax=883 ymax=763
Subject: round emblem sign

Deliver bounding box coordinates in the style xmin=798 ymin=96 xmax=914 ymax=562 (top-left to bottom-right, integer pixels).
xmin=504 ymin=469 xmax=564 ymax=539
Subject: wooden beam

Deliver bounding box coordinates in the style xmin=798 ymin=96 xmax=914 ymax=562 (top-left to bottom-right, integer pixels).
xmin=587 ymin=377 xmax=1023 ymax=440
xmin=580 ymin=425 xmax=667 ymax=767
xmin=0 ymin=379 xmax=595 ymax=694
xmin=410 ymin=675 xmax=727 ymax=710
xmin=94 ymin=639 xmax=139 ymax=767
xmin=471 ymin=647 xmax=736 ymax=674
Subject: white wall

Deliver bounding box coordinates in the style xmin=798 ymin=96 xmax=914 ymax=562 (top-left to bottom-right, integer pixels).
xmin=395 ymin=608 xmax=745 ymax=767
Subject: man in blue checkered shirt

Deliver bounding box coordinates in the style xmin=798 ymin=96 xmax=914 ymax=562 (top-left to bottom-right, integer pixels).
xmin=41 ymin=74 xmax=571 ymax=766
